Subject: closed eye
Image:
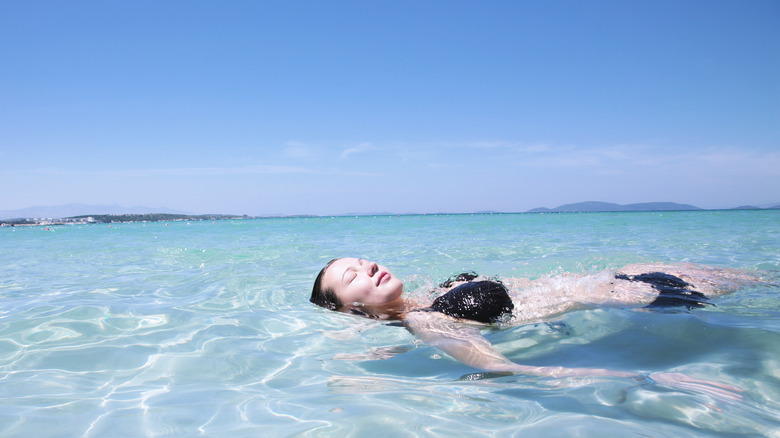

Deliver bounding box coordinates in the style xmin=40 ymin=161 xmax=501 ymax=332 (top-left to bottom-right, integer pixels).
xmin=342 ymin=259 xmax=364 ymax=284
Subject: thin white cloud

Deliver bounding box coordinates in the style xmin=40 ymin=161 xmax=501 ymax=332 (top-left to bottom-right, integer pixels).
xmin=283 ymin=141 xmax=312 ymax=159
xmin=513 ymin=143 xmax=557 ymax=154
xmin=508 ymin=143 xmax=661 ymax=168
xmin=684 ymin=147 xmax=780 ymax=176
xmin=340 ymin=142 xmax=374 ymax=159
xmin=8 ymin=164 xmax=316 ymax=178
xmin=122 ymin=165 xmax=315 ymax=177
xmin=453 ymin=140 xmax=559 ymax=153
xmin=5 ymin=163 xmax=390 ymax=179
xmin=514 ymin=144 xmax=780 ymax=178
xmin=430 ymin=140 xmax=780 ymax=178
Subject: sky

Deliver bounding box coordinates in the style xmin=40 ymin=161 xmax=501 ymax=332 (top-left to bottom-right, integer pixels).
xmin=1 ymin=0 xmax=779 ymax=216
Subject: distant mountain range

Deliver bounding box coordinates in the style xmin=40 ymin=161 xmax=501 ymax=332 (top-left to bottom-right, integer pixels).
xmin=526 ymin=201 xmax=780 ymax=213
xmin=526 ymin=201 xmax=700 ymax=213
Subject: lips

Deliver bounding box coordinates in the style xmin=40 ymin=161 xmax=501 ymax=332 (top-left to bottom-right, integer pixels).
xmin=376 ymin=271 xmax=389 ymax=286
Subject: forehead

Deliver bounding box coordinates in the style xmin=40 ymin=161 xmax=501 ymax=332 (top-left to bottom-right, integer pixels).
xmin=323 ymin=258 xmax=360 ymax=285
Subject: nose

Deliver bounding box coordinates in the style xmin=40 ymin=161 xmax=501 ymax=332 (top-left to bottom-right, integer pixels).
xmin=365 ymin=261 xmax=378 ymax=276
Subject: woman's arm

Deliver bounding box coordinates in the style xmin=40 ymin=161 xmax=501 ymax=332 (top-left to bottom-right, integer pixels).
xmin=403 ymin=311 xmax=632 ymax=377
xmin=403 ymin=311 xmax=741 ymax=400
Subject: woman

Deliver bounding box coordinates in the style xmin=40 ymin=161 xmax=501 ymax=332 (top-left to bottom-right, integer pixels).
xmin=311 ymin=257 xmax=752 ymax=399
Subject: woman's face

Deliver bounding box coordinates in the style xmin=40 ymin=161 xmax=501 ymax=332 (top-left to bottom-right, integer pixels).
xmin=321 ymin=258 xmax=404 ymax=307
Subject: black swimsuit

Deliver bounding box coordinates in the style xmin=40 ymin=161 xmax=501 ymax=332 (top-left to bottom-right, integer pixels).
xmin=615 ymin=272 xmax=711 ymax=309
xmin=426 ymin=274 xmax=514 ymax=323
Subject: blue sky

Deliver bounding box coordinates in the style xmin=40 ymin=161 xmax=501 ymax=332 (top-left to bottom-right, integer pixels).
xmin=2 ymin=1 xmax=778 ymax=216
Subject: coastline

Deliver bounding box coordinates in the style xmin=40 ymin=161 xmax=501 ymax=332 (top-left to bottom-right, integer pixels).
xmin=2 ymin=207 xmax=778 ymax=228
xmin=0 ymin=213 xmax=251 ymax=227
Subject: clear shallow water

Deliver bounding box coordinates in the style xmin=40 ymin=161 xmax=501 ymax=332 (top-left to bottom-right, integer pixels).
xmin=1 ymin=211 xmax=779 ymax=437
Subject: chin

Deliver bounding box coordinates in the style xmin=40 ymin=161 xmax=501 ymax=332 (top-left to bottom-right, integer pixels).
xmin=386 ymin=287 xmax=404 ymax=303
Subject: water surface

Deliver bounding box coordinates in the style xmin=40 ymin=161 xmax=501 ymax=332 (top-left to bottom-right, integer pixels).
xmin=1 ymin=211 xmax=778 ymax=436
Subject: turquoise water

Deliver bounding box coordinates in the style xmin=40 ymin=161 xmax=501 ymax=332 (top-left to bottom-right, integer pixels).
xmin=1 ymin=211 xmax=779 ymax=437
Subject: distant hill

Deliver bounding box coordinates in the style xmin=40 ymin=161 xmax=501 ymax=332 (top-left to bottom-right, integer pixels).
xmin=526 ymin=201 xmax=702 ymax=213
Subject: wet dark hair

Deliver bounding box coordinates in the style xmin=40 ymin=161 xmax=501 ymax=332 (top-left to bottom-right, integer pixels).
xmin=310 ymin=259 xmax=341 ymax=310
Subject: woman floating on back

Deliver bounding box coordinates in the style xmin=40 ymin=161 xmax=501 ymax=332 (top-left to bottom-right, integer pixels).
xmin=312 ymin=258 xmax=757 ymax=400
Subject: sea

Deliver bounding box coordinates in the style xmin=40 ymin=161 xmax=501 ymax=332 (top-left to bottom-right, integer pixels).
xmin=1 ymin=210 xmax=778 ymax=437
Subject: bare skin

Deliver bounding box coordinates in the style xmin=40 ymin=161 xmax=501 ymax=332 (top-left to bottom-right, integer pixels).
xmin=319 ymin=258 xmax=755 ymax=401
xmin=503 ymin=262 xmax=748 ymax=324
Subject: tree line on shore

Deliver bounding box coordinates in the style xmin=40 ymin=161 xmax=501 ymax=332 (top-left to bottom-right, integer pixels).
xmin=0 ymin=213 xmax=248 ymax=226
